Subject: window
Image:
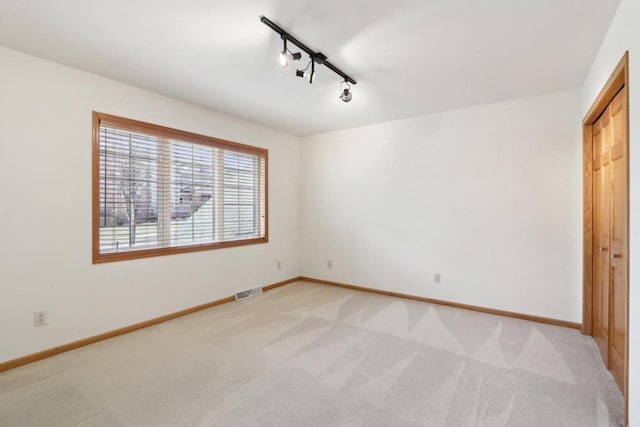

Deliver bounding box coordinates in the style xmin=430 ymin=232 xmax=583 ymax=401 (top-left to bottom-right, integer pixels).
xmin=92 ymin=112 xmax=267 ymax=263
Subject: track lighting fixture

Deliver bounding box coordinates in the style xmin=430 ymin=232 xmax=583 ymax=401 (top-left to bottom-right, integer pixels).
xmin=295 ymin=59 xmax=316 ymax=84
xmin=279 ymin=38 xmax=301 ymax=68
xmin=339 ymin=80 xmax=352 ymax=102
xmin=279 ymin=41 xmax=288 ymax=68
xmin=290 ymin=51 xmax=302 ymax=62
xmin=261 ymin=16 xmax=356 ymax=100
xmin=309 ymin=60 xmax=315 ymax=84
xmin=296 ymin=60 xmax=311 ymax=79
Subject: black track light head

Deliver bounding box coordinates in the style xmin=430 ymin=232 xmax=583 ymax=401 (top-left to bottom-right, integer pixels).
xmin=279 ymin=38 xmax=302 ymax=68
xmin=341 ymin=88 xmax=352 ymax=102
xmin=279 ymin=39 xmax=288 ymax=67
xmin=309 ymin=60 xmax=315 ymax=84
xmin=297 ymin=59 xmax=312 ymax=80
xmin=340 ymin=81 xmax=352 ymax=102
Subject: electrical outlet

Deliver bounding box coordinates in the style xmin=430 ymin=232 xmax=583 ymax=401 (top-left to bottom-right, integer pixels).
xmin=34 ymin=311 xmax=47 ymax=326
xmin=434 ymin=273 xmax=441 ymax=284
xmin=277 ymin=261 xmax=282 ymax=270
xmin=328 ymin=260 xmax=332 ymax=269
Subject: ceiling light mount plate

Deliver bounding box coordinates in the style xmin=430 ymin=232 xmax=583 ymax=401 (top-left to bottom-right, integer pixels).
xmin=312 ymin=53 xmax=328 ymax=65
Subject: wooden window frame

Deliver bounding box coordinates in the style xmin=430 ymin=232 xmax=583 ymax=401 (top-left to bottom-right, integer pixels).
xmin=92 ymin=112 xmax=269 ymax=264
xmin=581 ymin=52 xmax=629 ymax=422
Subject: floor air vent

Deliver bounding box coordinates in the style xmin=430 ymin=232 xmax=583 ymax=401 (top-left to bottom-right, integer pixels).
xmin=234 ymin=287 xmax=263 ymax=301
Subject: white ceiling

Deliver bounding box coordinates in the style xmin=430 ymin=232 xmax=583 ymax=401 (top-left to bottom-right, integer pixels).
xmin=0 ymin=0 xmax=620 ymax=136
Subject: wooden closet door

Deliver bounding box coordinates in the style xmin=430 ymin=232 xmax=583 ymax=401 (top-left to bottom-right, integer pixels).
xmin=608 ymin=87 xmax=627 ymax=390
xmin=592 ymin=116 xmax=609 ymax=363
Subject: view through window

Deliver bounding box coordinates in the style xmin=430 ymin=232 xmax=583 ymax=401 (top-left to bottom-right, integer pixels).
xmin=93 ymin=113 xmax=267 ymax=262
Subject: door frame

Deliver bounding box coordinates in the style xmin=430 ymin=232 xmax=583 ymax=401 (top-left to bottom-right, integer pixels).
xmin=582 ymin=51 xmax=629 ymax=420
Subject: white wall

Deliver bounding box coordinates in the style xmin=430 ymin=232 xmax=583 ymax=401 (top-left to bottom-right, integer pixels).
xmin=581 ymin=0 xmax=639 ymax=423
xmin=301 ymin=89 xmax=582 ymax=322
xmin=0 ymin=47 xmax=301 ymax=363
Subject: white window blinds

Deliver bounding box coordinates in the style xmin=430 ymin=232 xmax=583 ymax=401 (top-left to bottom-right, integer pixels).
xmin=93 ymin=113 xmax=267 ymax=262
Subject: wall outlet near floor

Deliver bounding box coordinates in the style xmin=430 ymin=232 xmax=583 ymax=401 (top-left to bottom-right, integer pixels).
xmin=328 ymin=260 xmax=332 ymax=268
xmin=34 ymin=310 xmax=47 ymax=326
xmin=277 ymin=261 xmax=282 ymax=270
xmin=434 ymin=273 xmax=441 ymax=284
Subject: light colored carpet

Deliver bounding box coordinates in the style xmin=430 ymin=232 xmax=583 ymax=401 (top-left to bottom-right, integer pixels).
xmin=0 ymin=281 xmax=625 ymax=427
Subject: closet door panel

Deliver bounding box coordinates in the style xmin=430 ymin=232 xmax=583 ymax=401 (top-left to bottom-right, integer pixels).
xmin=608 ymin=88 xmax=627 ymax=390
xmin=592 ymin=117 xmax=609 ymax=363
